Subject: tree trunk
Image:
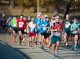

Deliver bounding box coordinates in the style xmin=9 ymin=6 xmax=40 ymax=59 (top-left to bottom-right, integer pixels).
xmin=64 ymin=0 xmax=73 ymax=18
xmin=10 ymin=0 xmax=15 ymax=8
xmin=78 ymin=3 xmax=79 ymax=10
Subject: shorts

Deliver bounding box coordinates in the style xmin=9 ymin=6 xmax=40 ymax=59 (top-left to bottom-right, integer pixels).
xmin=64 ymin=28 xmax=70 ymax=35
xmin=18 ymin=28 xmax=24 ymax=34
xmin=51 ymin=35 xmax=61 ymax=44
xmin=12 ymin=27 xmax=18 ymax=33
xmin=41 ymin=32 xmax=51 ymax=39
xmin=71 ymin=32 xmax=78 ymax=36
xmin=29 ymin=32 xmax=36 ymax=37
xmin=7 ymin=25 xmax=11 ymax=28
xmin=24 ymin=32 xmax=27 ymax=34
xmin=23 ymin=29 xmax=27 ymax=34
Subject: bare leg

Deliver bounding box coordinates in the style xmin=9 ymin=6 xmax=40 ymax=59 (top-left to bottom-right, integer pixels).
xmin=73 ymin=35 xmax=78 ymax=50
xmin=13 ymin=31 xmax=17 ymax=44
xmin=52 ymin=44 xmax=56 ymax=54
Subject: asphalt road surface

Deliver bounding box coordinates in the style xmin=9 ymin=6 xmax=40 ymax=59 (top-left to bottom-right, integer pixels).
xmin=0 ymin=32 xmax=80 ymax=59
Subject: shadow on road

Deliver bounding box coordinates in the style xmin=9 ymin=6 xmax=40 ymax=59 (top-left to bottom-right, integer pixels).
xmin=42 ymin=48 xmax=64 ymax=59
xmin=14 ymin=49 xmax=31 ymax=59
xmin=0 ymin=40 xmax=31 ymax=59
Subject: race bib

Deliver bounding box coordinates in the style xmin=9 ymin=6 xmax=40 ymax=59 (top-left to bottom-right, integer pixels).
xmin=19 ymin=22 xmax=24 ymax=28
xmin=43 ymin=27 xmax=47 ymax=30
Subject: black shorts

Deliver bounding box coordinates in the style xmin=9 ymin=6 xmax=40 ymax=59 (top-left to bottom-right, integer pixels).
xmin=71 ymin=33 xmax=78 ymax=36
xmin=24 ymin=32 xmax=27 ymax=34
xmin=18 ymin=28 xmax=24 ymax=34
xmin=41 ymin=32 xmax=51 ymax=39
xmin=64 ymin=28 xmax=70 ymax=35
xmin=13 ymin=27 xmax=18 ymax=33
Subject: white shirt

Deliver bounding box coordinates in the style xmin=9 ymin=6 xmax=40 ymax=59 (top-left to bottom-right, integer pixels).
xmin=28 ymin=22 xmax=36 ymax=32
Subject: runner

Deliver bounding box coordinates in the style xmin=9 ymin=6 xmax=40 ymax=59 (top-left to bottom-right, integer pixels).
xmin=0 ymin=16 xmax=7 ymax=32
xmin=63 ymin=14 xmax=71 ymax=46
xmin=70 ymin=18 xmax=79 ymax=50
xmin=27 ymin=16 xmax=31 ymax=23
xmin=51 ymin=16 xmax=62 ymax=55
xmin=40 ymin=15 xmax=50 ymax=49
xmin=10 ymin=16 xmax=18 ymax=44
xmin=34 ymin=15 xmax=42 ymax=45
xmin=17 ymin=15 xmax=24 ymax=45
xmin=45 ymin=15 xmax=51 ymax=48
xmin=64 ymin=20 xmax=71 ymax=46
xmin=27 ymin=18 xmax=37 ymax=47
xmin=22 ymin=17 xmax=28 ymax=45
xmin=6 ymin=16 xmax=12 ymax=34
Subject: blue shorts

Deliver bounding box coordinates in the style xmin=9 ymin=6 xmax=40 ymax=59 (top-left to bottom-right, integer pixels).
xmin=51 ymin=35 xmax=61 ymax=44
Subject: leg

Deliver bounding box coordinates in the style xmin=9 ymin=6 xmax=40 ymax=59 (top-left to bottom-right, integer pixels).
xmin=41 ymin=35 xmax=45 ymax=49
xmin=73 ymin=35 xmax=78 ymax=50
xmin=64 ymin=33 xmax=68 ymax=46
xmin=38 ymin=34 xmax=42 ymax=45
xmin=13 ymin=30 xmax=17 ymax=44
xmin=22 ymin=34 xmax=26 ymax=45
xmin=19 ymin=31 xmax=23 ymax=45
xmin=52 ymin=44 xmax=56 ymax=54
xmin=29 ymin=36 xmax=32 ymax=47
xmin=55 ymin=41 xmax=60 ymax=55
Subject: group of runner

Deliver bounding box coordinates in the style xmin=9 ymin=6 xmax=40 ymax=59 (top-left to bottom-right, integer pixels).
xmin=0 ymin=14 xmax=80 ymax=55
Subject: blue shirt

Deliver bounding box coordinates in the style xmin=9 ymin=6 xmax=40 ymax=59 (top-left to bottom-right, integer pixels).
xmin=34 ymin=18 xmax=40 ymax=24
xmin=70 ymin=23 xmax=79 ymax=34
xmin=0 ymin=18 xmax=4 ymax=22
xmin=40 ymin=20 xmax=50 ymax=33
xmin=6 ymin=22 xmax=11 ymax=27
xmin=34 ymin=18 xmax=43 ymax=33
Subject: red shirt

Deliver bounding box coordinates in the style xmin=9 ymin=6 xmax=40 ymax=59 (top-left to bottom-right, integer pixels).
xmin=54 ymin=23 xmax=62 ymax=31
xmin=17 ymin=18 xmax=24 ymax=28
xmin=23 ymin=20 xmax=27 ymax=30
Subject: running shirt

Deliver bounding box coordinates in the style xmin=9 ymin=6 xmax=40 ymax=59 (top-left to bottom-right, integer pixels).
xmin=50 ymin=20 xmax=55 ymax=28
xmin=17 ymin=18 xmax=24 ymax=29
xmin=28 ymin=22 xmax=36 ymax=33
xmin=70 ymin=23 xmax=79 ymax=34
xmin=54 ymin=23 xmax=62 ymax=30
xmin=64 ymin=21 xmax=71 ymax=32
xmin=65 ymin=22 xmax=71 ymax=29
xmin=34 ymin=18 xmax=41 ymax=28
xmin=54 ymin=23 xmax=62 ymax=36
xmin=40 ymin=20 xmax=50 ymax=33
xmin=23 ymin=19 xmax=27 ymax=30
xmin=11 ymin=19 xmax=17 ymax=28
xmin=34 ymin=18 xmax=43 ymax=33
xmin=6 ymin=19 xmax=11 ymax=27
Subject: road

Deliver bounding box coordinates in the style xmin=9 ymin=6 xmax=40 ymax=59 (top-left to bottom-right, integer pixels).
xmin=0 ymin=33 xmax=80 ymax=59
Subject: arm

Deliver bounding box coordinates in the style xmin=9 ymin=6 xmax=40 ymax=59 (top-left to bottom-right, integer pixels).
xmin=27 ymin=23 xmax=30 ymax=33
xmin=51 ymin=29 xmax=57 ymax=32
